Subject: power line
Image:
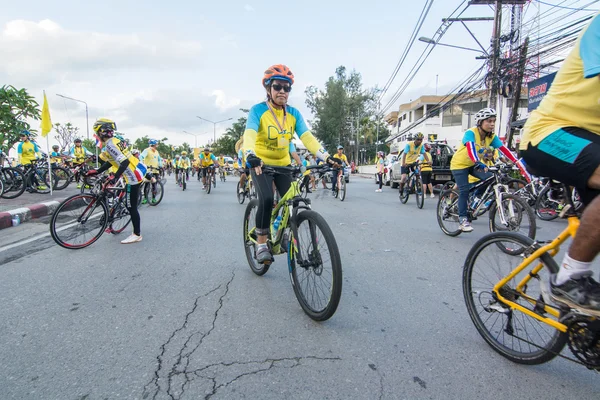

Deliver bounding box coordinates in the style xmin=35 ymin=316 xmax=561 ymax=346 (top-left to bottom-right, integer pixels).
xmin=534 ymin=0 xmax=599 ymax=11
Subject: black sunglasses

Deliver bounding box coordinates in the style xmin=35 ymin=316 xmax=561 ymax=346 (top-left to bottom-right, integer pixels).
xmin=272 ymin=84 xmax=292 ymax=93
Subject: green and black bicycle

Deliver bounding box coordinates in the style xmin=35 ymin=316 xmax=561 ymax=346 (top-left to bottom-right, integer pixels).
xmin=243 ymin=164 xmax=343 ymax=321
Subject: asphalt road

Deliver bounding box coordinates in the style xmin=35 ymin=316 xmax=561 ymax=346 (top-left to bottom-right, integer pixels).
xmin=0 ymin=174 xmax=597 ymax=399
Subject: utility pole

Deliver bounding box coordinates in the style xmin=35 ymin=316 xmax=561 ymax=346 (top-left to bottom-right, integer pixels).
xmin=489 ymin=0 xmax=503 ymax=109
xmin=506 ymin=36 xmax=529 ymax=150
xmin=375 ymin=100 xmax=381 ymax=155
xmin=356 ymin=113 xmax=360 ymax=165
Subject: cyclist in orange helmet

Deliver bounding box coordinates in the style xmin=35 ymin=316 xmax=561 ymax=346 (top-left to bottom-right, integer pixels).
xmin=243 ymin=64 xmax=340 ymax=264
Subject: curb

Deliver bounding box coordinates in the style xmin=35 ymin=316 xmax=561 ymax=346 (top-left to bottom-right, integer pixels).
xmin=0 ymin=200 xmax=61 ymax=230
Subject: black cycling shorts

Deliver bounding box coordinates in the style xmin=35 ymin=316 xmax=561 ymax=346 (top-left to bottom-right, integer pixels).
xmin=521 ymin=126 xmax=600 ymax=205
xmin=421 ymin=171 xmax=432 ymax=185
xmin=401 ymin=164 xmax=417 ymax=175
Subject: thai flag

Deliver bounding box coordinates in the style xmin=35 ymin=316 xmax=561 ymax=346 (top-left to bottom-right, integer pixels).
xmin=94 ymin=134 xmax=103 ymax=149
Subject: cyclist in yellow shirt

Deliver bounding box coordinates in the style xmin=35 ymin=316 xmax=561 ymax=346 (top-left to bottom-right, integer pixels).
xmin=178 ymin=151 xmax=191 ymax=186
xmin=331 ymin=145 xmax=349 ymax=196
xmin=419 ymin=143 xmax=435 ymax=198
xmin=199 ymin=147 xmax=220 ymax=189
xmin=520 ymin=13 xmax=600 ymax=312
xmin=243 ymin=64 xmax=338 ymax=264
xmin=399 ymin=133 xmax=425 ymax=195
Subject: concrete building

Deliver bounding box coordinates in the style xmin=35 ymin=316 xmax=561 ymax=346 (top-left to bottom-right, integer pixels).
xmin=385 ymin=91 xmax=528 ymax=152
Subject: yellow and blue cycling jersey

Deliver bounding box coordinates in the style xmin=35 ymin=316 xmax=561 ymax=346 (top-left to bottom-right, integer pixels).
xmin=102 ymin=137 xmax=146 ymax=184
xmin=521 ymin=12 xmax=600 ymax=150
xmin=18 ymin=140 xmax=41 ymax=165
xmin=200 ymin=152 xmax=216 ymax=167
xmin=178 ymin=157 xmax=191 ymax=169
xmin=50 ymin=151 xmax=62 ymax=164
xmin=243 ymin=102 xmax=327 ymax=166
xmin=451 ymin=127 xmax=503 ymax=170
xmin=70 ymin=145 xmax=93 ymax=164
xmin=403 ymin=142 xmax=425 ymax=164
xmin=140 ymin=147 xmax=161 ymax=169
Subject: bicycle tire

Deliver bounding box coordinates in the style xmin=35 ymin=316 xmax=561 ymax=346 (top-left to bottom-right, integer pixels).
xmin=149 ymin=180 xmax=164 ymax=206
xmin=27 ymin=169 xmax=51 ymax=194
xmin=243 ymin=199 xmax=270 ymax=275
xmin=50 ymin=166 xmax=71 ymax=190
xmin=237 ymin=182 xmax=246 ymax=204
xmin=534 ymin=186 xmax=560 ymax=221
xmin=50 ymin=194 xmax=109 ymax=249
xmin=0 ymin=167 xmax=26 ymax=199
xmin=415 ymin=175 xmax=424 ymax=209
xmin=338 ymin=179 xmax=346 ymax=201
xmin=289 ymin=210 xmax=342 ymax=321
xmin=0 ymin=178 xmax=4 ymax=198
xmin=463 ymin=232 xmax=567 ymax=365
xmin=213 ymin=173 xmax=217 ymax=188
xmin=437 ymin=189 xmax=462 ymax=237
xmin=206 ymin=174 xmax=211 ymax=194
xmin=489 ymin=193 xmax=537 ymax=244
xmin=182 ymin=173 xmax=187 ymax=191
xmin=399 ymin=181 xmax=409 ymax=204
xmin=109 ymin=201 xmax=131 ymax=234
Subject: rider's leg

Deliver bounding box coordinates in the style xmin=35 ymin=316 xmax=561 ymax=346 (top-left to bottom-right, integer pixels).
xmin=451 ymin=168 xmax=472 ymax=225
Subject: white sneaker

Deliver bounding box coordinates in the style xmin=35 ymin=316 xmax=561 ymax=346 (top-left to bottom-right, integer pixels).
xmin=459 ymin=219 xmax=473 ymax=233
xmin=121 ymin=233 xmax=143 ymax=244
xmin=238 ymin=188 xmax=244 ymax=194
xmin=375 ymin=189 xmax=382 ymax=192
xmin=430 ymin=194 xmax=435 ymax=198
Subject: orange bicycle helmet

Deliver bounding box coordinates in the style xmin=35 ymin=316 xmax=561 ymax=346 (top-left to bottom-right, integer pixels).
xmin=262 ymin=64 xmax=294 ymax=87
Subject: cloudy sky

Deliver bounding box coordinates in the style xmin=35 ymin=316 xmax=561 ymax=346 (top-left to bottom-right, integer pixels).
xmin=1 ymin=0 xmax=554 ymax=150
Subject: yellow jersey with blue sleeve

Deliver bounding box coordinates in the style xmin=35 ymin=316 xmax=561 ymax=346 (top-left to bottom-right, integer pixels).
xmin=200 ymin=152 xmax=216 ymax=167
xmin=521 ymin=12 xmax=600 ymax=150
xmin=403 ymin=142 xmax=425 ymax=164
xmin=17 ymin=141 xmax=41 ymax=165
xmin=451 ymin=127 xmax=503 ymax=170
xmin=335 ymin=153 xmax=349 ymax=166
xmin=50 ymin=151 xmax=62 ymax=164
xmin=140 ymin=147 xmax=161 ymax=169
xmin=420 ymin=152 xmax=433 ymax=172
xmin=103 ymin=137 xmax=146 ymax=184
xmin=178 ymin=157 xmax=191 ymax=169
xmin=243 ymin=102 xmax=328 ymax=166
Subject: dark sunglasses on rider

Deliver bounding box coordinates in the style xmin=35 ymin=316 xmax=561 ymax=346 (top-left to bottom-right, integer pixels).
xmin=272 ymin=84 xmax=292 ymax=93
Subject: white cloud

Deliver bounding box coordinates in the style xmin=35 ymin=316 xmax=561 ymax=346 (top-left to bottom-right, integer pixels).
xmin=244 ymin=4 xmax=255 ymax=12
xmin=0 ymin=19 xmax=203 ymax=80
xmin=212 ymin=90 xmax=241 ymax=111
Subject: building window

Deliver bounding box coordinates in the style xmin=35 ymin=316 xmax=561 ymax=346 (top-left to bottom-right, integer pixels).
xmin=442 ymin=103 xmax=462 ymax=127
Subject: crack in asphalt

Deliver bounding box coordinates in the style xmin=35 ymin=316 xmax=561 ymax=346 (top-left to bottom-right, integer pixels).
xmin=142 ymin=274 xmax=233 ymax=400
xmin=195 ymin=356 xmax=341 ymax=400
xmin=141 ymin=272 xmax=342 ymax=400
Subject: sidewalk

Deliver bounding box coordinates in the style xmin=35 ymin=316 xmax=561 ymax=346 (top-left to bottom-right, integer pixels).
xmin=0 ymin=185 xmax=81 ymax=230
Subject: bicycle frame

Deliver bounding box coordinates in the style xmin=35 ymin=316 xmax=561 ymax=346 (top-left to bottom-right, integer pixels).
xmin=491 ymin=216 xmax=580 ymax=333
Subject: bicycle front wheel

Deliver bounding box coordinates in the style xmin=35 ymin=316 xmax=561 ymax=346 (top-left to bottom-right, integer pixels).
xmin=338 ymin=179 xmax=346 ymax=201
xmin=206 ymin=174 xmax=211 ymax=194
xmin=415 ymin=176 xmax=424 ymax=209
xmin=0 ymin=167 xmax=26 ymax=199
xmin=237 ymin=182 xmax=246 ymax=204
xmin=50 ymin=194 xmax=109 ymax=249
xmin=489 ymin=193 xmax=536 ymax=241
xmin=289 ymin=210 xmax=343 ymax=321
xmin=399 ymin=182 xmax=409 ymax=204
xmin=149 ymin=180 xmax=164 ymax=206
xmin=243 ymin=199 xmax=270 ymax=275
xmin=437 ymin=189 xmax=462 ymax=236
xmin=463 ymin=232 xmax=567 ymax=365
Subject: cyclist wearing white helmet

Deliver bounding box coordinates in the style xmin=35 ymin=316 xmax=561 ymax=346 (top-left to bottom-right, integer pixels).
xmin=449 ymin=108 xmax=527 ymax=232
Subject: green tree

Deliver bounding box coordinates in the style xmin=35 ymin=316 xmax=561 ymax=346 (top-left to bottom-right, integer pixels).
xmin=305 ymin=66 xmax=376 ymax=156
xmin=0 ymin=85 xmax=41 ymax=152
xmin=53 ymin=122 xmax=79 ymax=152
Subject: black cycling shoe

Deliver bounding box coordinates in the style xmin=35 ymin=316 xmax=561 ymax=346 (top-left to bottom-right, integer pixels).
xmin=550 ymin=272 xmax=600 ymax=316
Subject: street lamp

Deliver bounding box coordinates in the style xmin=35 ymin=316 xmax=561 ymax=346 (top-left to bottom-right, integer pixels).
xmin=56 ymin=93 xmax=96 ymax=166
xmin=182 ymin=130 xmax=202 ymax=149
xmin=418 ymin=37 xmax=486 ymax=54
xmin=196 ymin=116 xmax=233 ymax=143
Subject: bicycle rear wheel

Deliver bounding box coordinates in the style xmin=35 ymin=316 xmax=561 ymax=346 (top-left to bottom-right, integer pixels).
xmin=463 ymin=232 xmax=567 ymax=365
xmin=243 ymin=199 xmax=270 ymax=275
xmin=50 ymin=166 xmax=71 ymax=190
xmin=437 ymin=189 xmax=462 ymax=236
xmin=50 ymin=194 xmax=108 ymax=249
xmin=535 ymin=186 xmax=560 ymax=221
xmin=338 ymin=178 xmax=346 ymax=201
xmin=0 ymin=167 xmax=26 ymax=199
xmin=237 ymin=182 xmax=246 ymax=204
xmin=399 ymin=181 xmax=410 ymax=204
xmin=415 ymin=176 xmax=424 ymax=209
xmin=109 ymin=200 xmax=131 ymax=234
xmin=289 ymin=210 xmax=343 ymax=321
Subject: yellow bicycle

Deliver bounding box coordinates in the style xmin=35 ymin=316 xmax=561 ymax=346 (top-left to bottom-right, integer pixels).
xmin=463 ymin=181 xmax=599 ymax=370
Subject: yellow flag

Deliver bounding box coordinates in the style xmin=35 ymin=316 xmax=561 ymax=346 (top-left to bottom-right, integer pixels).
xmin=40 ymin=91 xmax=52 ymax=137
